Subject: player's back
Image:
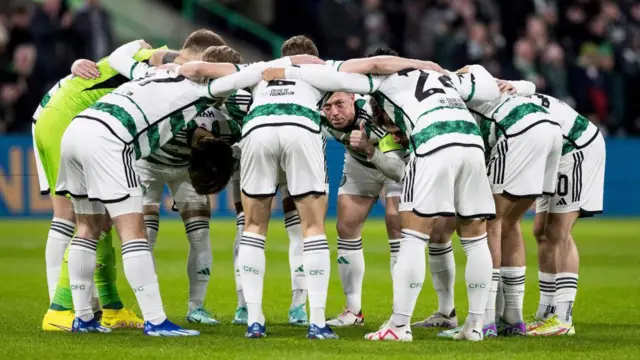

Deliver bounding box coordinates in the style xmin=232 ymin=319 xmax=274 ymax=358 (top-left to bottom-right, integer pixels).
xmin=46 ymin=48 xmax=159 ymax=116
xmin=81 ymin=68 xmax=212 ymax=159
xmin=243 ymin=68 xmax=324 ymax=137
xmin=526 ymin=93 xmax=599 ymax=155
xmin=374 ymin=69 xmax=481 ymax=155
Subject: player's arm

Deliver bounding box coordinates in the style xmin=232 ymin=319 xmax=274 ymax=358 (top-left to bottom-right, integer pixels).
xmin=338 ymin=56 xmax=444 ymax=75
xmin=200 ymin=62 xmax=283 ymax=98
xmin=108 ymin=40 xmax=153 ymax=80
xmin=450 ymin=64 xmax=500 ymax=102
xmin=350 ymin=122 xmax=404 ymax=181
xmin=497 ymin=79 xmax=536 ymax=96
xmin=70 ymin=59 xmax=100 ymax=79
xmin=264 ymin=65 xmax=382 ymax=94
xmin=149 ymin=50 xmax=180 ymax=66
xmin=179 ymin=55 xmax=323 ymax=80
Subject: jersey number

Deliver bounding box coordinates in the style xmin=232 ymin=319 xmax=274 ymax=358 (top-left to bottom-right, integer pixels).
xmin=557 ymin=174 xmax=569 ymax=197
xmin=137 ymin=75 xmax=187 ymax=87
xmin=267 ymin=80 xmax=296 ymax=87
xmin=398 ymin=69 xmax=453 ymax=102
xmin=534 ymin=94 xmax=550 ymax=108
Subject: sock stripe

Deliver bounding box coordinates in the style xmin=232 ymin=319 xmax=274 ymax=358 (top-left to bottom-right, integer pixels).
xmin=284 ymin=215 xmax=301 ymax=227
xmin=240 ymin=236 xmax=265 ymax=249
xmin=304 ymin=238 xmax=329 ymax=252
xmin=185 ymin=221 xmax=210 ymax=231
xmin=185 ymin=224 xmax=210 ymax=233
xmin=428 ymin=245 xmax=453 ymax=256
xmin=121 ymin=241 xmax=151 ymax=255
xmin=337 ymin=239 xmax=363 ymax=251
xmin=71 ymin=237 xmax=98 ymax=251
xmin=492 ymin=274 xmax=501 ymax=281
xmin=51 ymin=220 xmax=75 ymax=232
xmin=502 ymin=279 xmax=525 ymax=286
xmin=50 ymin=224 xmax=75 ymax=237
xmin=236 ymin=217 xmax=245 ymax=226
xmin=144 ymin=220 xmax=159 ymax=231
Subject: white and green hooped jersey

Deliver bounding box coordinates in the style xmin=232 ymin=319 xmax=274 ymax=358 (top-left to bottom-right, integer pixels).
xmin=220 ymin=89 xmax=252 ymax=126
xmin=32 ymin=75 xmax=71 ymax=122
xmin=144 ymin=106 xmax=242 ymax=167
xmin=243 ymin=68 xmax=327 ymax=137
xmin=466 ymin=93 xmax=554 ymax=152
xmin=526 ymin=93 xmax=599 ymax=155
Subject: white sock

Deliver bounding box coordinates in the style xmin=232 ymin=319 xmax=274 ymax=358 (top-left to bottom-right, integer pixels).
xmin=234 ymin=213 xmax=246 ymax=308
xmin=238 ymin=232 xmax=266 ymax=325
xmin=428 ymin=241 xmax=456 ymax=316
xmin=536 ymin=271 xmax=557 ymax=319
xmin=303 ymin=235 xmax=331 ymax=326
xmin=501 ymin=266 xmax=526 ymax=324
xmin=485 ymin=269 xmax=500 ymax=324
xmin=460 ymin=234 xmax=492 ymax=323
xmin=45 ymin=217 xmax=75 ymax=302
xmin=337 ymin=237 xmax=364 ymax=314
xmin=121 ymin=240 xmax=166 ymax=325
xmin=144 ymin=215 xmax=159 ymax=250
xmin=555 ymin=272 xmax=578 ymax=323
xmin=185 ymin=217 xmax=211 ymax=312
xmin=68 ymin=237 xmax=98 ymax=321
xmin=91 ymin=284 xmax=100 ymax=313
xmin=391 ymin=229 xmax=428 ymax=327
xmin=496 ymin=277 xmax=505 ymax=318
xmin=285 ymin=211 xmax=306 ymax=307
xmin=388 ymin=238 xmax=401 ymax=276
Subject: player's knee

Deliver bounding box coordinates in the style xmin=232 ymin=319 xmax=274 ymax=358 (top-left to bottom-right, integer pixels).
xmin=52 ymin=196 xmax=76 ymax=222
xmin=336 ymin=217 xmax=360 ymax=239
xmin=143 ymin=205 xmax=160 ymax=217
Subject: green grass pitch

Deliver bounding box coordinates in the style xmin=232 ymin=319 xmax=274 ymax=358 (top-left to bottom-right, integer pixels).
xmin=1 ymin=218 xmax=639 ymax=359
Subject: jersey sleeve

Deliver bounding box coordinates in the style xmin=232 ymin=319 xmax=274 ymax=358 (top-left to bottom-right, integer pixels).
xmin=508 ymin=80 xmax=536 ymax=96
xmin=284 ymin=65 xmax=383 ymax=94
xmin=108 ymin=41 xmax=152 ymax=80
xmin=450 ymin=65 xmax=499 ymax=103
xmin=32 ymin=75 xmax=72 ymax=120
xmin=367 ymin=147 xmax=405 ymax=182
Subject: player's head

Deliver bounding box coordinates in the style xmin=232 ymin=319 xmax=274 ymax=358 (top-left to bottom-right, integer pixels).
xmin=322 ymin=92 xmax=356 ymax=129
xmin=182 ymin=29 xmax=226 ymax=56
xmin=281 ymin=35 xmax=319 ymax=57
xmin=366 ymin=47 xmax=399 ymax=57
xmin=369 ymin=97 xmax=408 ymax=147
xmin=188 ymin=137 xmax=235 ymax=195
xmin=201 ymin=45 xmax=243 ymax=64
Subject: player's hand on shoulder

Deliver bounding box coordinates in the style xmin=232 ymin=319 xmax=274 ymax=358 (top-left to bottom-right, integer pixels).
xmin=417 ymin=60 xmax=445 ymax=74
xmin=71 ymin=59 xmax=100 ymax=79
xmin=289 ymin=54 xmax=325 ymax=65
xmin=262 ymin=67 xmax=286 ymax=81
xmin=497 ymin=79 xmax=516 ymax=94
xmin=178 ymin=61 xmax=205 ymax=79
xmin=137 ymin=39 xmax=152 ymax=49
xmin=157 ymin=62 xmax=181 ymax=73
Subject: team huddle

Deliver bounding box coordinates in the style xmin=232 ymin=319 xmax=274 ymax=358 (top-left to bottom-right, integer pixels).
xmin=33 ymin=29 xmax=605 ymax=341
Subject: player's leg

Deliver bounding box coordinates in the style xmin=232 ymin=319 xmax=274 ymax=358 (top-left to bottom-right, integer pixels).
xmin=171 ymin=176 xmax=218 ymax=325
xmin=367 ymin=154 xmax=455 ymax=342
xmin=230 ymin=172 xmax=248 ymax=324
xmin=135 ymin=161 xmax=165 ymax=251
xmin=34 ymin=119 xmax=77 ymax=302
xmin=283 ymin=128 xmax=336 ymax=340
xmin=413 ymin=216 xmax=458 ymax=329
xmin=238 ymin=129 xmax=279 ymax=338
xmin=279 ymin=178 xmax=308 ymax=326
xmin=65 ymin=120 xmax=197 ymax=336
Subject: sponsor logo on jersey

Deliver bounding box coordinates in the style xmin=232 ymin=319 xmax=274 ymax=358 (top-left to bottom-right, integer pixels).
xmin=269 ymin=88 xmax=295 ymax=97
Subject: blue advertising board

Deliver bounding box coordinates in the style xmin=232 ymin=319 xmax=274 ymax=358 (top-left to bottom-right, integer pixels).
xmin=0 ymin=136 xmax=637 ymax=218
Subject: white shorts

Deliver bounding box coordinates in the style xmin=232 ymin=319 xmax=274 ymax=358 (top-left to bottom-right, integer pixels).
xmin=338 ymin=153 xmax=402 ymax=198
xmin=487 ymin=122 xmax=562 ymax=198
xmin=55 ymin=118 xmax=143 ymax=218
xmin=400 ymin=147 xmax=495 ymax=218
xmin=135 ymin=159 xmax=209 ymax=212
xmin=31 ymin=123 xmax=50 ymax=195
xmin=239 ymin=126 xmax=326 ymax=198
xmin=536 ymin=132 xmax=605 ymax=216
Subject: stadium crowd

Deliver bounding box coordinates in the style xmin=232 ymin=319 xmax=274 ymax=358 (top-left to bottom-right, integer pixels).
xmin=0 ymin=0 xmax=112 ymax=133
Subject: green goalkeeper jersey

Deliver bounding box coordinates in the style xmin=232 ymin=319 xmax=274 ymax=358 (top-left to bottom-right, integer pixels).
xmin=42 ymin=47 xmax=166 ymax=119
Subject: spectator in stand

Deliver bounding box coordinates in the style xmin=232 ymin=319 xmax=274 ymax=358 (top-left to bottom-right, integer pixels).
xmin=362 ymin=0 xmax=390 ymax=55
xmin=319 ymin=0 xmax=364 ymax=60
xmin=71 ymin=0 xmax=114 ymax=61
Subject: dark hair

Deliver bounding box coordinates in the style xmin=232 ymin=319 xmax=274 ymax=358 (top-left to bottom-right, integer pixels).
xmin=281 ymin=35 xmax=319 ymax=57
xmin=182 ymin=29 xmax=226 ymax=54
xmin=366 ymin=47 xmax=399 ymax=57
xmin=368 ymin=96 xmax=389 ymax=128
xmin=188 ymin=138 xmax=235 ymax=195
xmin=201 ymin=45 xmax=242 ymax=64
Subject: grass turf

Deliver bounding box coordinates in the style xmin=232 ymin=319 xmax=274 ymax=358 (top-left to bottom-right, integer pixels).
xmin=0 ymin=218 xmax=639 ymax=359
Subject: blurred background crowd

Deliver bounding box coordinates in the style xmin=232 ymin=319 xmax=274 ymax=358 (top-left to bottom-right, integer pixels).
xmin=2 ymin=0 xmax=640 ymax=136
